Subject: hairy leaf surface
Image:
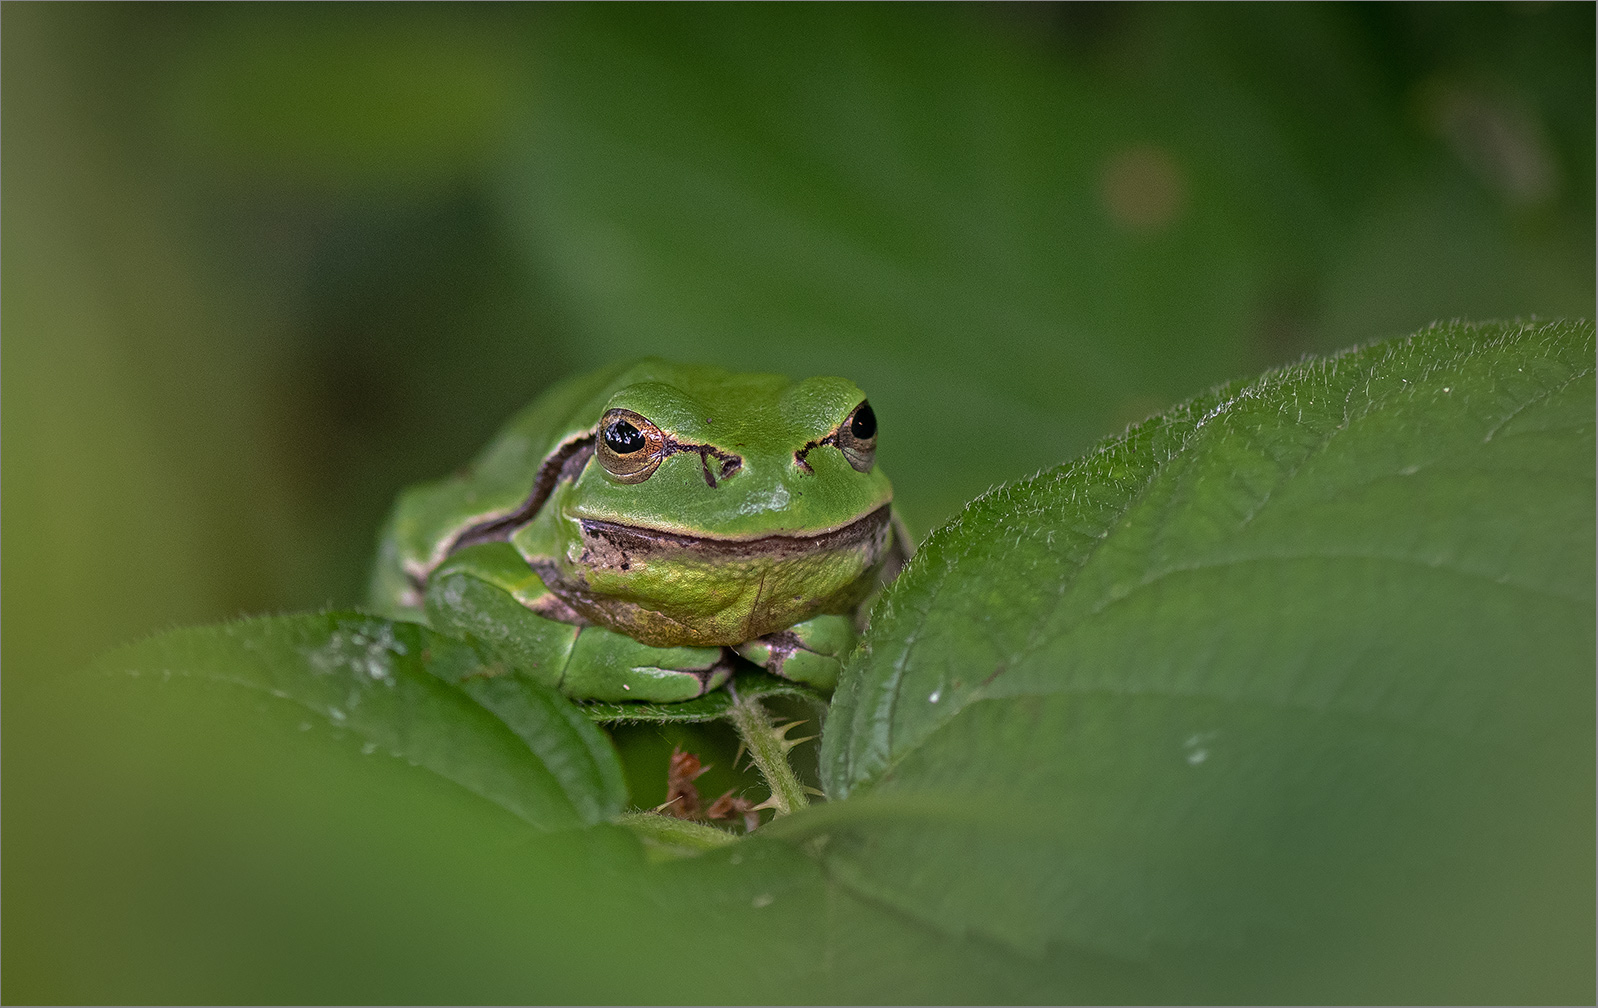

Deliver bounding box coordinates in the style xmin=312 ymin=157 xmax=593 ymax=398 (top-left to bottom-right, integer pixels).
xmin=810 ymin=319 xmax=1594 ymax=997
xmin=93 ymin=612 xmax=627 ymax=829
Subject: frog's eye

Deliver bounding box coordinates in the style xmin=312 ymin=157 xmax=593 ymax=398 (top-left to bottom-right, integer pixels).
xmin=834 ymin=400 xmax=877 ymax=473
xmin=597 ymin=408 xmax=666 ymax=483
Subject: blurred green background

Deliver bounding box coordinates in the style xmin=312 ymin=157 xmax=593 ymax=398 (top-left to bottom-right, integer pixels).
xmin=4 ymin=3 xmax=1592 ymax=1002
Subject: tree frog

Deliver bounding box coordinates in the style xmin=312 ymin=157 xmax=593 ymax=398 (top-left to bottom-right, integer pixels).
xmin=368 ymin=359 xmax=910 ymax=703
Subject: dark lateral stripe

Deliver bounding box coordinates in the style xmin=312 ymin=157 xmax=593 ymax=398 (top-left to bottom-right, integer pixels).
xmin=445 ymin=432 xmax=596 ymax=556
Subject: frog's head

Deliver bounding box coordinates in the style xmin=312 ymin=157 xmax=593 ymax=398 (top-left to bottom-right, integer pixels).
xmin=571 ymin=362 xmax=892 ymax=535
xmin=529 ymin=360 xmax=898 ymax=646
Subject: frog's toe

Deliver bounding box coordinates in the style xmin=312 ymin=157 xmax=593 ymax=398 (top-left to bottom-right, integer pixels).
xmin=562 ymin=629 xmax=736 ymax=702
xmin=773 ymin=648 xmax=841 ymax=690
xmin=633 ymin=651 xmax=733 ymax=700
xmin=736 ymin=613 xmax=855 ymax=691
xmin=561 ymin=663 xmax=708 ymax=703
xmin=735 ymin=633 xmax=841 ymax=691
xmin=697 ymin=652 xmax=735 ymax=695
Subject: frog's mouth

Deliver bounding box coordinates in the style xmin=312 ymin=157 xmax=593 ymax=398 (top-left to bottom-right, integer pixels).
xmin=572 ymin=502 xmax=894 ymax=565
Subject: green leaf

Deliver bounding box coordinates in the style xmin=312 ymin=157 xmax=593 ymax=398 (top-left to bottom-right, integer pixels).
xmin=810 ymin=319 xmax=1595 ymax=1000
xmin=92 ymin=611 xmax=626 ymax=829
xmin=579 ymin=666 xmax=825 ymax=724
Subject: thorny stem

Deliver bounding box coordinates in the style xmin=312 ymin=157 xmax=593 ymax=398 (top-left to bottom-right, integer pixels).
xmin=617 ymin=810 xmax=737 ymax=858
xmin=725 ymin=685 xmax=810 ymax=818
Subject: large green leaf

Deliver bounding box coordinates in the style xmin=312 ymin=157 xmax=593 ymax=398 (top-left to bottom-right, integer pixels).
xmin=809 ymin=319 xmax=1594 ymax=1000
xmin=91 ymin=612 xmax=626 ymax=829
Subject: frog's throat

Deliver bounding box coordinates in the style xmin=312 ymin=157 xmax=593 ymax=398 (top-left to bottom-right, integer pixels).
xmin=528 ymin=503 xmax=895 ymax=647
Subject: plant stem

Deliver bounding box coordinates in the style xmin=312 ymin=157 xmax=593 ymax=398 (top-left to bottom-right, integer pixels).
xmin=725 ymin=685 xmax=810 ymax=818
xmin=617 ymin=811 xmax=737 ymax=859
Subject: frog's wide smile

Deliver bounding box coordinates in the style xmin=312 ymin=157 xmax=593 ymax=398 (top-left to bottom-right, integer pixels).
xmin=574 ymin=502 xmax=894 ymax=558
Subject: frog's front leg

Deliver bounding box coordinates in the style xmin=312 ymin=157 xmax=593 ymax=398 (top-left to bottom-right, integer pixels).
xmin=425 ymin=543 xmax=731 ymax=703
xmin=560 ymin=626 xmax=734 ymax=703
xmin=734 ymin=613 xmax=856 ymax=691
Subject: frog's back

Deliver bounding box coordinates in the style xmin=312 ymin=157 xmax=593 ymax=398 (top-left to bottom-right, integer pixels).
xmin=367 ymin=362 xmax=630 ymax=616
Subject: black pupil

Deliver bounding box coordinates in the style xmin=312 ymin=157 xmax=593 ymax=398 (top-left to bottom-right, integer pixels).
xmin=604 ymin=420 xmax=646 ymax=454
xmin=850 ymin=402 xmax=877 ymax=440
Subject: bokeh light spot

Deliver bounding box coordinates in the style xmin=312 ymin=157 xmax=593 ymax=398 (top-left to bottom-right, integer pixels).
xmin=1098 ymin=144 xmax=1187 ymax=234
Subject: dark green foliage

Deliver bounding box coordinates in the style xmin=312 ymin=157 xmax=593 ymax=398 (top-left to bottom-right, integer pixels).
xmin=6 ymin=2 xmax=1593 ymax=1002
xmin=45 ymin=320 xmax=1595 ymax=1002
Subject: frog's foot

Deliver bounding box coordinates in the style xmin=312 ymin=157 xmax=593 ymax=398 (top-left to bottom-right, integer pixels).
xmin=425 ymin=542 xmax=730 ymax=703
xmin=562 ymin=627 xmax=734 ymax=703
xmin=734 ymin=613 xmax=856 ymax=691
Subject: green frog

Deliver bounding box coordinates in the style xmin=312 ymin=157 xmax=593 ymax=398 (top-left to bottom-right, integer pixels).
xmin=369 ymin=359 xmax=910 ymax=702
